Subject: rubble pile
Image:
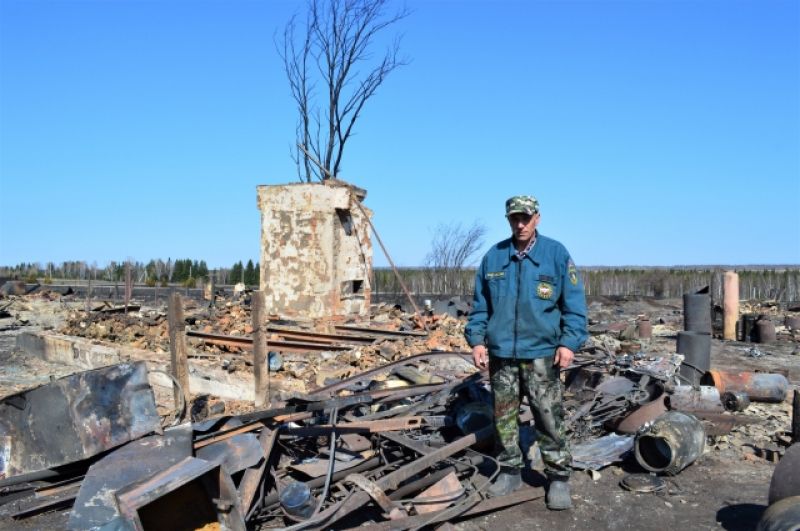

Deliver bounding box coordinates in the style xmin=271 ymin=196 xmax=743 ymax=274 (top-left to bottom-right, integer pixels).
xmin=1 ymin=288 xmax=799 ymax=529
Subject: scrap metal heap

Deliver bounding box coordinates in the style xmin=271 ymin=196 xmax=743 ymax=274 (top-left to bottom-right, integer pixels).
xmin=1 ymin=289 xmax=799 ymax=529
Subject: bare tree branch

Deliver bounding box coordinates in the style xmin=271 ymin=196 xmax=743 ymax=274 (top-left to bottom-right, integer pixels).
xmin=280 ymin=0 xmax=409 ymax=181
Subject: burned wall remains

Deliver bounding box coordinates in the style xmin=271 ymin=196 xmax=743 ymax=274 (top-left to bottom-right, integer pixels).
xmin=256 ymin=182 xmax=372 ymax=320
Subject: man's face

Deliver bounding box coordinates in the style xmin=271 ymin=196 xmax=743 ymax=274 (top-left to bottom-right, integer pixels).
xmin=508 ymin=212 xmax=540 ymax=244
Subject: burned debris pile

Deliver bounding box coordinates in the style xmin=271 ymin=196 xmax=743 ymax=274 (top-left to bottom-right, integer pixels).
xmin=1 ymin=284 xmax=799 ymax=529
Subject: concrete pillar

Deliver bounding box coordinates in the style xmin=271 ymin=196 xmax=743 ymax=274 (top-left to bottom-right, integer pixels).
xmin=723 ymin=271 xmax=739 ymax=341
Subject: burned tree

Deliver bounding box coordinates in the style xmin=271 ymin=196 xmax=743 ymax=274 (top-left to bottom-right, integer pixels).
xmin=280 ymin=0 xmax=409 ymax=182
xmin=424 ymin=221 xmax=487 ymax=295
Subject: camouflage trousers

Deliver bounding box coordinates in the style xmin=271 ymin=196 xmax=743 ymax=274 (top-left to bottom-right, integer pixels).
xmin=489 ymin=355 xmax=571 ymax=478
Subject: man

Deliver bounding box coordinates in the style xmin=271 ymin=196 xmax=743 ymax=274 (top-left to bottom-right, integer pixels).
xmin=464 ymin=195 xmax=587 ymax=510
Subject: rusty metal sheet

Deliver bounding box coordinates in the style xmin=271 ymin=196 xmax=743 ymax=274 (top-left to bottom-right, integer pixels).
xmin=412 ymin=471 xmax=463 ymax=514
xmin=196 ymin=433 xmax=263 ymax=474
xmin=115 ymin=456 xmax=245 ymax=531
xmin=289 ymin=454 xmax=372 ymax=479
xmin=67 ymin=424 xmax=192 ymax=530
xmin=0 ymin=362 xmax=160 ymax=481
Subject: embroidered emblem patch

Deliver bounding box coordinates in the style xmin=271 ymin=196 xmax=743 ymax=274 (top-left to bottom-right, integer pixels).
xmin=486 ymin=271 xmax=505 ymax=280
xmin=537 ymin=282 xmax=553 ymax=300
xmin=568 ymin=260 xmax=579 ymax=286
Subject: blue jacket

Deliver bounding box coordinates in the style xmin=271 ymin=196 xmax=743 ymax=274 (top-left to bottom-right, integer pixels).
xmin=465 ymin=233 xmax=588 ymax=359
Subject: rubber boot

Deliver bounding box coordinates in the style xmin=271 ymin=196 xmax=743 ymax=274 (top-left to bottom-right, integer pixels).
xmin=488 ymin=467 xmax=522 ymax=497
xmin=546 ymin=478 xmax=572 ymax=510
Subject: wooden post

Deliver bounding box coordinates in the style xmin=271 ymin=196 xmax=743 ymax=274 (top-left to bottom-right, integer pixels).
xmin=124 ymin=262 xmax=132 ymax=313
xmin=792 ymin=390 xmax=800 ymax=444
xmin=168 ymin=292 xmax=189 ymax=410
xmin=723 ymin=271 xmax=739 ymax=341
xmin=252 ymin=291 xmax=269 ymax=407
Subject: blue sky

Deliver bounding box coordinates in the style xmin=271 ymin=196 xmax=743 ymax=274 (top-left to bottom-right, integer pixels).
xmin=1 ymin=0 xmax=798 ymax=269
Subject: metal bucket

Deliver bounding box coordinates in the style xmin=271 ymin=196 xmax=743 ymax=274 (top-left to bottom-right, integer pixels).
xmin=634 ymin=411 xmax=705 ymax=475
xmin=280 ymin=481 xmax=315 ymax=519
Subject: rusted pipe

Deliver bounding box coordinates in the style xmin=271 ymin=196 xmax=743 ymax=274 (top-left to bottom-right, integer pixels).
xmin=634 ymin=411 xmax=705 ymax=475
xmin=702 ymin=370 xmax=789 ymax=403
xmin=616 ymin=392 xmax=668 ymax=434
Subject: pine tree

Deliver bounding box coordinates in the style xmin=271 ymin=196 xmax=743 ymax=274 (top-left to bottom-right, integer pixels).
xmin=244 ymin=260 xmax=256 ymax=286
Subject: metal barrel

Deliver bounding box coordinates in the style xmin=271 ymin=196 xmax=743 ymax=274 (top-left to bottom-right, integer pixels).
xmin=741 ymin=314 xmax=759 ymax=342
xmin=769 ymin=444 xmax=800 ymax=505
xmin=683 ymin=288 xmax=712 ymax=334
xmin=677 ymin=331 xmax=711 ymax=386
xmin=702 ymin=370 xmax=789 ymax=403
xmin=786 ymin=315 xmax=800 ymax=331
xmin=757 ymin=496 xmax=800 ymax=531
xmin=634 ymin=411 xmax=705 ymax=475
xmin=756 ymin=318 xmax=777 ymax=344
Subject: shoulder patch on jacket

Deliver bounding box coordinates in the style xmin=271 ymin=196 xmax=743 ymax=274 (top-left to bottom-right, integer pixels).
xmin=568 ymin=259 xmax=579 ymax=285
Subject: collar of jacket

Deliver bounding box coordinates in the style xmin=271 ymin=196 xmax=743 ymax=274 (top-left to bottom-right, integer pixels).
xmin=504 ymin=231 xmax=543 ymax=266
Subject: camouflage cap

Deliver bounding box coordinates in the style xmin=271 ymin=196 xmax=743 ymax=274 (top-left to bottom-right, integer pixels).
xmin=505 ymin=195 xmax=539 ymax=216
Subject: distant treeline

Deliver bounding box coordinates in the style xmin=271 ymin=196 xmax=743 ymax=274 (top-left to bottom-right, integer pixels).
xmin=0 ymin=259 xmax=260 ymax=288
xmin=373 ymin=267 xmax=800 ymax=302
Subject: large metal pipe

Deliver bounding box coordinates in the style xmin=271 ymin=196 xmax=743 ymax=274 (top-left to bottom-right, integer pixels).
xmin=769 ymin=444 xmax=800 ymax=505
xmin=723 ymin=272 xmax=739 ymax=341
xmin=667 ymin=386 xmax=725 ymax=413
xmin=703 ymin=370 xmax=789 ymax=403
xmin=677 ymin=331 xmax=711 ymax=386
xmin=616 ymin=392 xmax=668 ymax=434
xmin=683 ymin=287 xmax=712 ymax=334
xmin=634 ymin=411 xmax=705 ymax=475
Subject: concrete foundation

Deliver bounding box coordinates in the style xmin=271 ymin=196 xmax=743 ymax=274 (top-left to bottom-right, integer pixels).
xmin=16 ymin=331 xmax=255 ymax=401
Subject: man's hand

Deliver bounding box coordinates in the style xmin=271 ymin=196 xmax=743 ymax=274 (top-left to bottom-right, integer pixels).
xmin=553 ymin=346 xmax=574 ymax=369
xmin=472 ymin=345 xmax=489 ymax=370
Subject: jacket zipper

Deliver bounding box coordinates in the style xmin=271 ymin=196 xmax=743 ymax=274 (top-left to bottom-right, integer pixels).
xmin=513 ymin=259 xmax=521 ymax=359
